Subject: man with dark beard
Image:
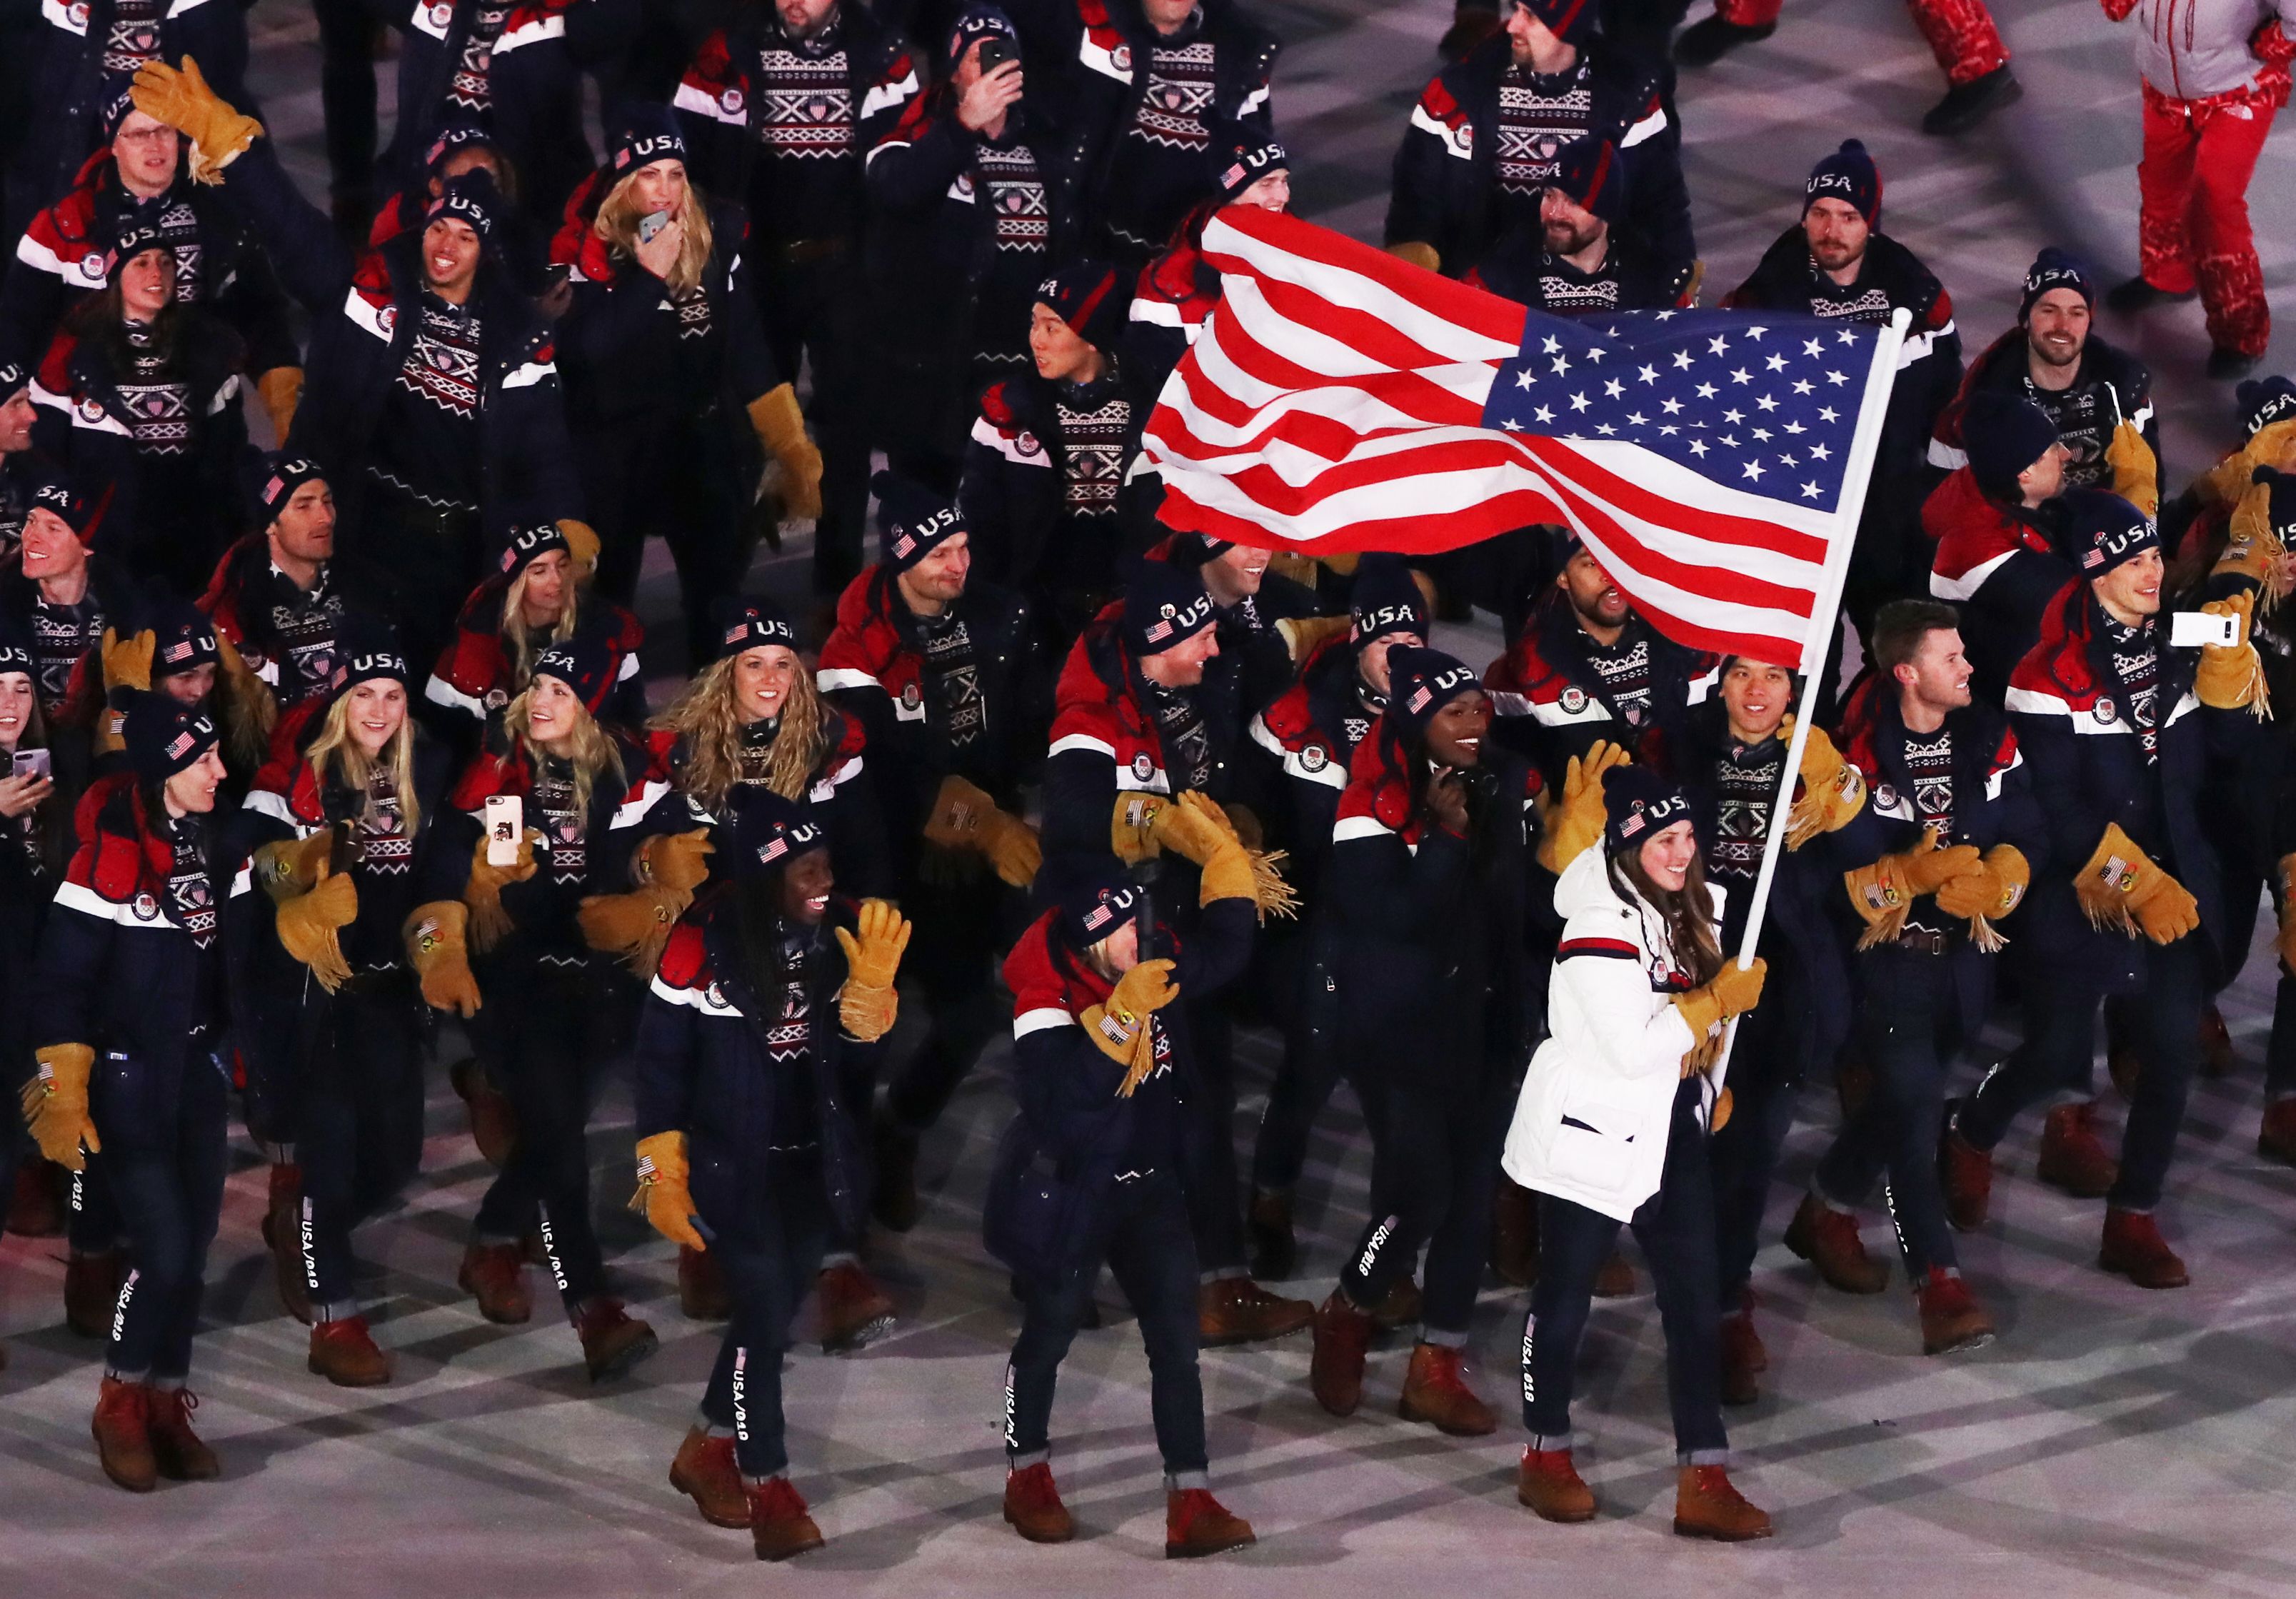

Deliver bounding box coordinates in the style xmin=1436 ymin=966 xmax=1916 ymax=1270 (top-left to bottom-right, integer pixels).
xmin=1469 ymin=136 xmax=1690 ymax=314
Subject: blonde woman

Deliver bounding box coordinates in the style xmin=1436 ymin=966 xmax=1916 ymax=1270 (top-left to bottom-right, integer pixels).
xmin=551 ymin=108 xmax=822 ymax=668
xmin=229 ymin=619 xmax=473 ymax=1387
xmin=438 ymin=637 xmax=663 ymax=1380
xmin=596 ymin=594 xmax=892 ymax=1352
xmin=423 ymin=521 xmax=644 ymax=756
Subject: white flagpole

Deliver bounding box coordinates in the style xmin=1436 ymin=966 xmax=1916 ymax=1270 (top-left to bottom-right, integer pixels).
xmin=1708 ymin=307 xmax=1910 ymax=1103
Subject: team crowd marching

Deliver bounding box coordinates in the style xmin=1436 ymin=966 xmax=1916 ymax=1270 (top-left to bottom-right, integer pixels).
xmin=0 ymin=0 xmax=2289 ymax=1563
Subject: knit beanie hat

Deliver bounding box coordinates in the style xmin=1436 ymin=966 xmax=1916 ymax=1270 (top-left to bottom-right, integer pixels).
xmin=1036 ymin=259 xmax=1125 ymax=351
xmin=1962 ymin=392 xmax=2059 ymax=501
xmin=426 ymin=171 xmax=499 ymax=244
xmin=255 ymin=453 xmax=329 ymax=524
xmin=606 ymin=104 xmax=688 ymax=177
xmin=1211 ymin=126 xmax=1288 ymax=204
xmin=0 ymin=360 xmax=26 ymax=405
xmin=531 ymin=636 xmax=613 ymax=713
xmin=713 ymin=595 xmax=798 ymax=661
xmin=1603 ymin=763 xmax=1694 ymax=858
xmin=1122 ymin=561 xmax=1215 ymax=657
xmin=733 ymin=791 xmax=826 ymax=880
xmin=121 ymin=689 xmax=219 ymax=785
xmin=423 ymin=117 xmax=498 ymax=176
xmin=0 ymin=613 xmax=31 ymax=677
xmin=1058 ymin=862 xmax=1148 ymax=950
xmin=1385 ymin=645 xmax=1480 ymax=741
xmin=493 ymin=522 xmax=571 ymax=583
xmin=1550 ymin=136 xmax=1627 ymax=224
xmin=873 ymin=472 xmax=969 ymax=573
xmin=1514 ymin=0 xmax=1596 ymax=43
xmin=327 ymin=613 xmax=411 ymax=702
xmin=150 ymin=601 xmax=221 ymax=679
xmin=945 ymin=3 xmax=1017 ymax=71
xmin=2237 ymin=376 xmax=2296 ymax=442
xmin=1804 ymin=139 xmax=1880 ymax=227
xmin=1349 ymin=554 xmax=1429 ymax=646
xmin=2055 ymin=488 xmax=2157 ymax=578
xmin=29 ymin=479 xmax=94 ymax=540
xmin=2020 ymin=247 xmax=2093 ymax=322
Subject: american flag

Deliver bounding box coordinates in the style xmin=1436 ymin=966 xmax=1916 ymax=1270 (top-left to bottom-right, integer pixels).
xmin=1141 ymin=208 xmax=1908 ymax=668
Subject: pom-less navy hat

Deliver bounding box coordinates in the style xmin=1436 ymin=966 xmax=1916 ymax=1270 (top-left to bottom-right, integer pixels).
xmin=1058 ymin=862 xmax=1147 ymax=949
xmin=713 ymin=596 xmax=798 ymax=661
xmin=121 ymin=690 xmax=219 ymax=784
xmin=873 ymin=472 xmax=968 ymax=573
xmin=1386 ymin=645 xmax=1480 ymax=741
xmin=2057 ymin=487 xmax=2157 ymax=579
xmin=607 ymin=104 xmax=687 ymax=176
xmin=1123 ymin=561 xmax=1216 ymax=657
xmin=1961 ymin=392 xmax=2059 ymax=502
xmin=1603 ymin=763 xmax=1694 ymax=858
xmin=733 ymin=790 xmax=827 ymax=880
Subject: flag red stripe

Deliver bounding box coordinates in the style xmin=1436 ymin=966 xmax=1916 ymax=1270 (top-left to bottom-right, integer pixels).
xmin=1198 ymin=208 xmax=1529 ymax=350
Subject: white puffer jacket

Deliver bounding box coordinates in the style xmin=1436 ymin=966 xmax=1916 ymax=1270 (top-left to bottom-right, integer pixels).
xmin=2110 ymin=0 xmax=2295 ymax=101
xmin=1501 ymin=847 xmax=1726 ymax=1225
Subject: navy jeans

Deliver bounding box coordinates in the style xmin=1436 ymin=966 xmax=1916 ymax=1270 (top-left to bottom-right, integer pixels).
xmin=1006 ymin=1168 xmax=1209 ymax=1485
xmin=1523 ymin=1083 xmax=1728 ymax=1462
xmin=1340 ymin=1055 xmax=1511 ymax=1340
xmin=1963 ymin=939 xmax=2205 ymax=1213
xmin=296 ymin=983 xmax=427 ymax=1318
xmin=698 ymin=1150 xmax=833 ymax=1480
xmin=101 ymin=1056 xmax=229 ymax=1381
xmin=471 ymin=961 xmax=630 ymax=1313
xmin=1813 ymin=945 xmax=1964 ymax=1278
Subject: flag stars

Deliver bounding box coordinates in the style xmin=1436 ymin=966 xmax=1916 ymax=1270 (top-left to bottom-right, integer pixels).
xmin=1792 ymin=379 xmax=1814 ymax=395
xmin=1730 ymin=368 xmax=1753 ymax=384
xmin=1809 ymin=442 xmax=1832 ymax=460
xmin=1708 ymin=335 xmax=1730 ymax=356
xmin=1603 ymin=378 xmax=1625 ymax=398
xmin=1638 ymin=364 xmax=1658 ymax=384
xmin=1688 ymin=438 xmax=1709 ymax=456
xmin=1570 ymin=391 xmax=1591 ymax=412
xmin=1534 ymin=405 xmax=1555 ymax=423
xmin=1515 ymin=369 xmax=1535 ymax=391
xmin=1779 ymin=451 xmax=1799 ymax=466
xmin=1542 ymin=335 xmax=1561 ymax=354
xmin=1755 ymin=394 xmax=1779 ymax=411
xmin=1818 ymin=406 xmax=1840 ymax=423
xmin=1661 ymin=396 xmax=1683 ymax=414
xmin=1625 ymin=411 xmax=1647 ymax=426
xmin=1838 ymin=329 xmax=1860 ymax=344
xmin=1801 ymin=481 xmax=1823 ymax=500
xmin=1803 ymin=337 xmax=1824 ymax=358
xmin=1673 ymin=350 xmax=1695 ymax=370
xmin=1722 ymin=407 xmax=1745 ymax=424
xmin=1751 ymin=426 xmax=1773 ymax=442
xmin=1743 ymin=460 xmax=1765 ymax=481
xmin=1500 ymin=418 xmax=1524 ymax=431
xmin=1826 ymin=369 xmax=1848 ymax=385
xmin=1595 ymin=423 xmax=1616 ymax=436
xmin=1744 ymin=326 xmax=1766 ymax=339
xmin=1695 ymin=382 xmax=1718 ymax=399
xmin=1783 ymin=421 xmax=1805 ymax=433
xmin=1553 ymin=354 xmax=1572 ymax=375
xmin=1765 ymin=353 xmax=1788 ymax=372
xmin=1585 ymin=347 xmax=1605 ymax=363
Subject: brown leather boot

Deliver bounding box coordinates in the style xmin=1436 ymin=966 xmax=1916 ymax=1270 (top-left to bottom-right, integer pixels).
xmin=8 ymin=1158 xmax=64 ymax=1236
xmin=1517 ymin=1447 xmax=1595 ymax=1522
xmin=1197 ymin=1275 xmax=1313 ymax=1346
xmin=448 ymin=1057 xmax=517 ymax=1167
xmin=146 ymin=1387 xmax=221 ymax=1481
xmin=2260 ymin=1098 xmax=2296 ymax=1165
xmin=2100 ymin=1208 xmax=2189 ymax=1288
xmin=1915 ymin=1267 xmax=1995 ymax=1355
xmin=2037 ymin=1103 xmax=2118 ymax=1198
xmin=2199 ymin=1001 xmax=2236 ymax=1078
xmin=748 ymin=1475 xmax=825 ymax=1560
xmin=1247 ymin=1187 xmax=1295 ymax=1281
xmin=1165 ymin=1487 xmax=1254 ymax=1558
xmin=1939 ymin=1103 xmax=1992 ymax=1232
xmin=1308 ymin=1290 xmax=1373 ymax=1416
xmin=65 ymin=1249 xmax=123 ymax=1339
xmin=1719 ymin=1300 xmax=1765 ymax=1406
xmin=458 ymin=1241 xmax=533 ymax=1325
xmin=871 ymin=1116 xmax=920 ymax=1233
xmin=1592 ymin=1249 xmax=1636 ymax=1298
xmin=816 ymin=1260 xmax=896 ymax=1353
xmin=1673 ymin=1463 xmax=1773 ymax=1540
xmin=669 ymin=1426 xmax=748 ymax=1528
xmin=679 ymin=1245 xmax=731 ymax=1320
xmin=1366 ymin=1275 xmax=1423 ymax=1333
xmin=1397 ymin=1341 xmax=1496 ymax=1435
xmin=1783 ymin=1193 xmax=1888 ymax=1293
xmin=308 ymin=1316 xmax=392 ymax=1387
xmin=1002 ymin=1461 xmax=1076 ymax=1543
xmin=575 ymin=1298 xmax=660 ymax=1383
xmin=92 ymin=1377 xmax=157 ymax=1492
xmin=1490 ymin=1176 xmax=1539 ymax=1287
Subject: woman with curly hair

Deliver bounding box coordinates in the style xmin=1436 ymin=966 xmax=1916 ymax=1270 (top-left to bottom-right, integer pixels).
xmin=593 ymin=593 xmax=891 ymax=1347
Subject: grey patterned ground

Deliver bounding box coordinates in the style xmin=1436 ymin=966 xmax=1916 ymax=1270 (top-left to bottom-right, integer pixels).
xmin=3 ymin=1 xmax=2294 ymax=1593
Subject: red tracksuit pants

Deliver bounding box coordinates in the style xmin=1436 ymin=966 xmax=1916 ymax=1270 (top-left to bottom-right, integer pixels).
xmin=1713 ymin=0 xmax=2007 ymax=84
xmin=2138 ymin=79 xmax=2277 ymax=358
